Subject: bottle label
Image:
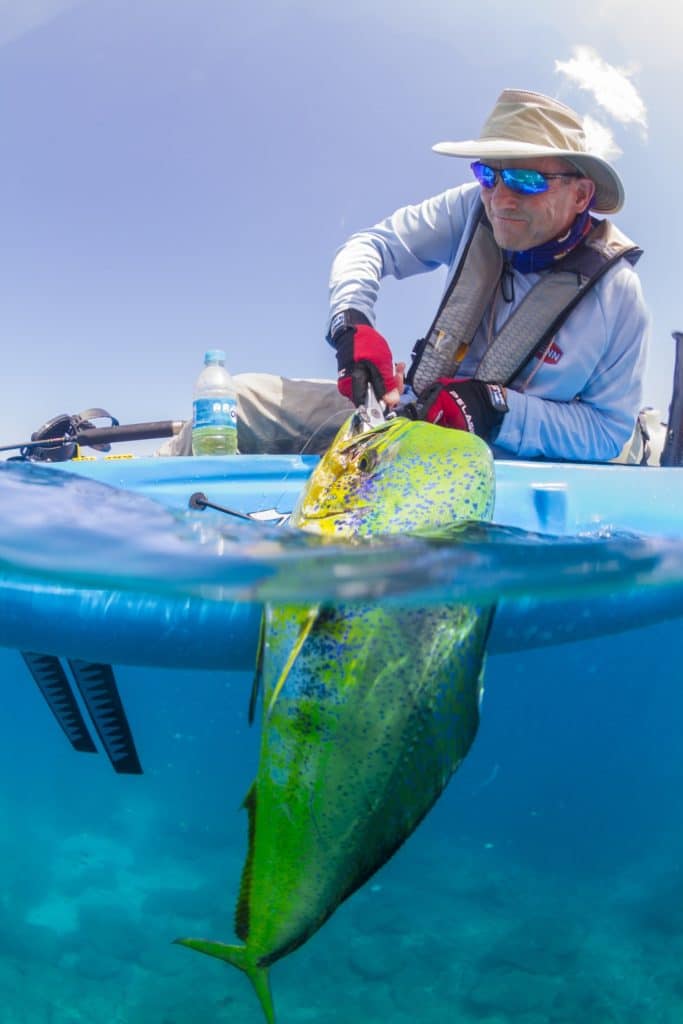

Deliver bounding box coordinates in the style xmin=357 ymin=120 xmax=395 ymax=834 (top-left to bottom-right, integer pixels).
xmin=193 ymin=397 xmax=237 ymax=430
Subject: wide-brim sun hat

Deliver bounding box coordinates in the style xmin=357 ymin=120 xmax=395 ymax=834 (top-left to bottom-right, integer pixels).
xmin=433 ymin=88 xmax=624 ymax=214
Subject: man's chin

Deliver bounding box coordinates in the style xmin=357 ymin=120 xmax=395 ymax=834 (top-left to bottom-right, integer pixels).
xmin=490 ymin=218 xmax=532 ymax=252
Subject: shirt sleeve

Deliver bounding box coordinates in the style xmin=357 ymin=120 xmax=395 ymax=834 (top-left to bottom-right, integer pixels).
xmin=494 ymin=264 xmax=651 ymax=462
xmin=327 ymin=185 xmax=476 ymax=331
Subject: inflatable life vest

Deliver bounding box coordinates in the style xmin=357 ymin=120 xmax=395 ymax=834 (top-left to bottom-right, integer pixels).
xmin=407 ymin=204 xmax=642 ymax=395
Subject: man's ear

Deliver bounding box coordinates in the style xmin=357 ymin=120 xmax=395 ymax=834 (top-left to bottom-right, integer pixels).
xmin=576 ymin=178 xmax=596 ymax=212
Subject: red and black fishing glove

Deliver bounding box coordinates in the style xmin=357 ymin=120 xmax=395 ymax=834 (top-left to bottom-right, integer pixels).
xmin=329 ymin=310 xmax=397 ymax=406
xmin=415 ymin=377 xmax=508 ymax=440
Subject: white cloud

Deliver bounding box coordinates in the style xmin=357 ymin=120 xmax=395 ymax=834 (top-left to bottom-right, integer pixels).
xmin=581 ymin=114 xmax=622 ymax=161
xmin=555 ymin=46 xmax=647 ymax=136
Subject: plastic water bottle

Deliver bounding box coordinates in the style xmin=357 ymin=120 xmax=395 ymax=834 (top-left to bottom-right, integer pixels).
xmin=191 ymin=349 xmax=238 ymax=455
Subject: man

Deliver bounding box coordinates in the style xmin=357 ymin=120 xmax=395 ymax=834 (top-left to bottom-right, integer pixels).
xmin=327 ymin=89 xmax=650 ymax=462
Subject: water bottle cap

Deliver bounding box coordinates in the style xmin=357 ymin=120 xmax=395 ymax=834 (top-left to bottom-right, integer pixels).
xmin=204 ymin=349 xmax=226 ymax=365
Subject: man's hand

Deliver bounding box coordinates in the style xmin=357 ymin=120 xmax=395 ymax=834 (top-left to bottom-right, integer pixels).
xmin=415 ymin=378 xmax=508 ymax=439
xmin=334 ymin=323 xmax=401 ymax=407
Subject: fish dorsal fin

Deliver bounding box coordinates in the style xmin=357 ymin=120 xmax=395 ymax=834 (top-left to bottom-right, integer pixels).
xmin=248 ymin=610 xmax=269 ymax=726
xmin=265 ymin=605 xmax=320 ymax=719
xmin=235 ymin=782 xmax=257 ymax=941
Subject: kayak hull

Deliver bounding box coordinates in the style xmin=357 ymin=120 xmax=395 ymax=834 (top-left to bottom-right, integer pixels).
xmin=0 ymin=455 xmax=681 ymax=668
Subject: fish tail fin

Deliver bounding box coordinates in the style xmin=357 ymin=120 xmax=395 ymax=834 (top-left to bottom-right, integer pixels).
xmin=174 ymin=938 xmax=275 ymax=1024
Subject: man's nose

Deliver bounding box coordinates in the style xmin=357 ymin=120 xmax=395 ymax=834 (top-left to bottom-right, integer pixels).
xmin=490 ymin=179 xmax=520 ymax=204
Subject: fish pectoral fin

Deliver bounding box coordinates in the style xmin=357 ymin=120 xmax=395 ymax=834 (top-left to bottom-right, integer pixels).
xmin=174 ymin=938 xmax=275 ymax=1024
xmin=265 ymin=604 xmax=320 ymax=719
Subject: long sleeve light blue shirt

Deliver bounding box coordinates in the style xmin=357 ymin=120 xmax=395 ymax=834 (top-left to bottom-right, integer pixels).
xmin=328 ymin=183 xmax=650 ymax=462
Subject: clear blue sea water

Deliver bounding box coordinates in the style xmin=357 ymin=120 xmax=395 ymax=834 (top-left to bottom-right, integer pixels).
xmin=1 ymin=462 xmax=683 ymax=1022
xmin=4 ymin=622 xmax=683 ymax=1023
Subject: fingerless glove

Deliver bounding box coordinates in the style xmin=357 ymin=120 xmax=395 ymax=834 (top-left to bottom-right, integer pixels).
xmin=415 ymin=377 xmax=508 ymax=439
xmin=329 ymin=311 xmax=397 ymax=406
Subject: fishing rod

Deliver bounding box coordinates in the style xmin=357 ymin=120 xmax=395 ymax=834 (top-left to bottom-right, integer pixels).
xmin=660 ymin=331 xmax=683 ymax=467
xmin=0 ymin=409 xmax=184 ymax=461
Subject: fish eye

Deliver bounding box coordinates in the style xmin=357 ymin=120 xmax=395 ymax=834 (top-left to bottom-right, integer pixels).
xmin=357 ymin=450 xmax=377 ymax=473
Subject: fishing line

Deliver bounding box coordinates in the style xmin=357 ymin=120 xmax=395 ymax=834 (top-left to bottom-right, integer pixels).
xmin=261 ymin=405 xmax=351 ymax=525
xmin=297 ymin=408 xmax=350 ymax=457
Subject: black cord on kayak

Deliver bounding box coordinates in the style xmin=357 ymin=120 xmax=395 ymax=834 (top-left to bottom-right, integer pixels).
xmin=189 ymin=491 xmax=253 ymax=521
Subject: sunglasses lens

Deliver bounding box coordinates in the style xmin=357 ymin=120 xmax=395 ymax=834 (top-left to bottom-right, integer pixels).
xmin=501 ymin=168 xmax=549 ymax=195
xmin=471 ymin=162 xmax=551 ymax=195
xmin=470 ymin=161 xmax=496 ymax=188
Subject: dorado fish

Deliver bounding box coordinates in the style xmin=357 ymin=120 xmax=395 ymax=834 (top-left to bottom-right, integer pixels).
xmin=176 ymin=413 xmax=495 ymax=1022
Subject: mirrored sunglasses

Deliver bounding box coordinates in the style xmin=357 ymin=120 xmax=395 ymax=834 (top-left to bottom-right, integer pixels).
xmin=471 ymin=160 xmax=582 ymax=196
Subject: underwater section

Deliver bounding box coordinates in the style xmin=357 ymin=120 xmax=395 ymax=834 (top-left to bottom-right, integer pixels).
xmin=2 ymin=614 xmax=683 ymax=1023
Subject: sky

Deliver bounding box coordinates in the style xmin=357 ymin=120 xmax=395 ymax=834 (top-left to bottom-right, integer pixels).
xmin=0 ymin=0 xmax=681 ymax=454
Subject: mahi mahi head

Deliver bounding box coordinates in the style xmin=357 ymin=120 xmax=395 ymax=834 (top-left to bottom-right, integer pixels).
xmin=176 ymin=415 xmax=496 ymax=1022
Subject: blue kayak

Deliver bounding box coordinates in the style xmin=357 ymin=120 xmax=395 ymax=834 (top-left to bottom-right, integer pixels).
xmin=0 ymin=452 xmax=681 ymax=669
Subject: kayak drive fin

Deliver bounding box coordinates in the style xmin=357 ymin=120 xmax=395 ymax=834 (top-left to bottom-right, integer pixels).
xmin=68 ymin=659 xmax=143 ymax=775
xmin=22 ymin=652 xmax=142 ymax=775
xmin=21 ymin=652 xmax=97 ymax=754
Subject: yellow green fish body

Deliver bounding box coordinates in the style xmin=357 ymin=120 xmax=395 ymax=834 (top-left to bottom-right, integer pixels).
xmin=177 ymin=415 xmax=495 ymax=1021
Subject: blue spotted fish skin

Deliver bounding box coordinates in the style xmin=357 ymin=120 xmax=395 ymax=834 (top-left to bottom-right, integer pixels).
xmin=176 ymin=416 xmax=496 ymax=1024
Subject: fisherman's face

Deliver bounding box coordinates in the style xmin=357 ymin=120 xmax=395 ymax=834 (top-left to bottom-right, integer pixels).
xmin=480 ymin=157 xmax=595 ymax=252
